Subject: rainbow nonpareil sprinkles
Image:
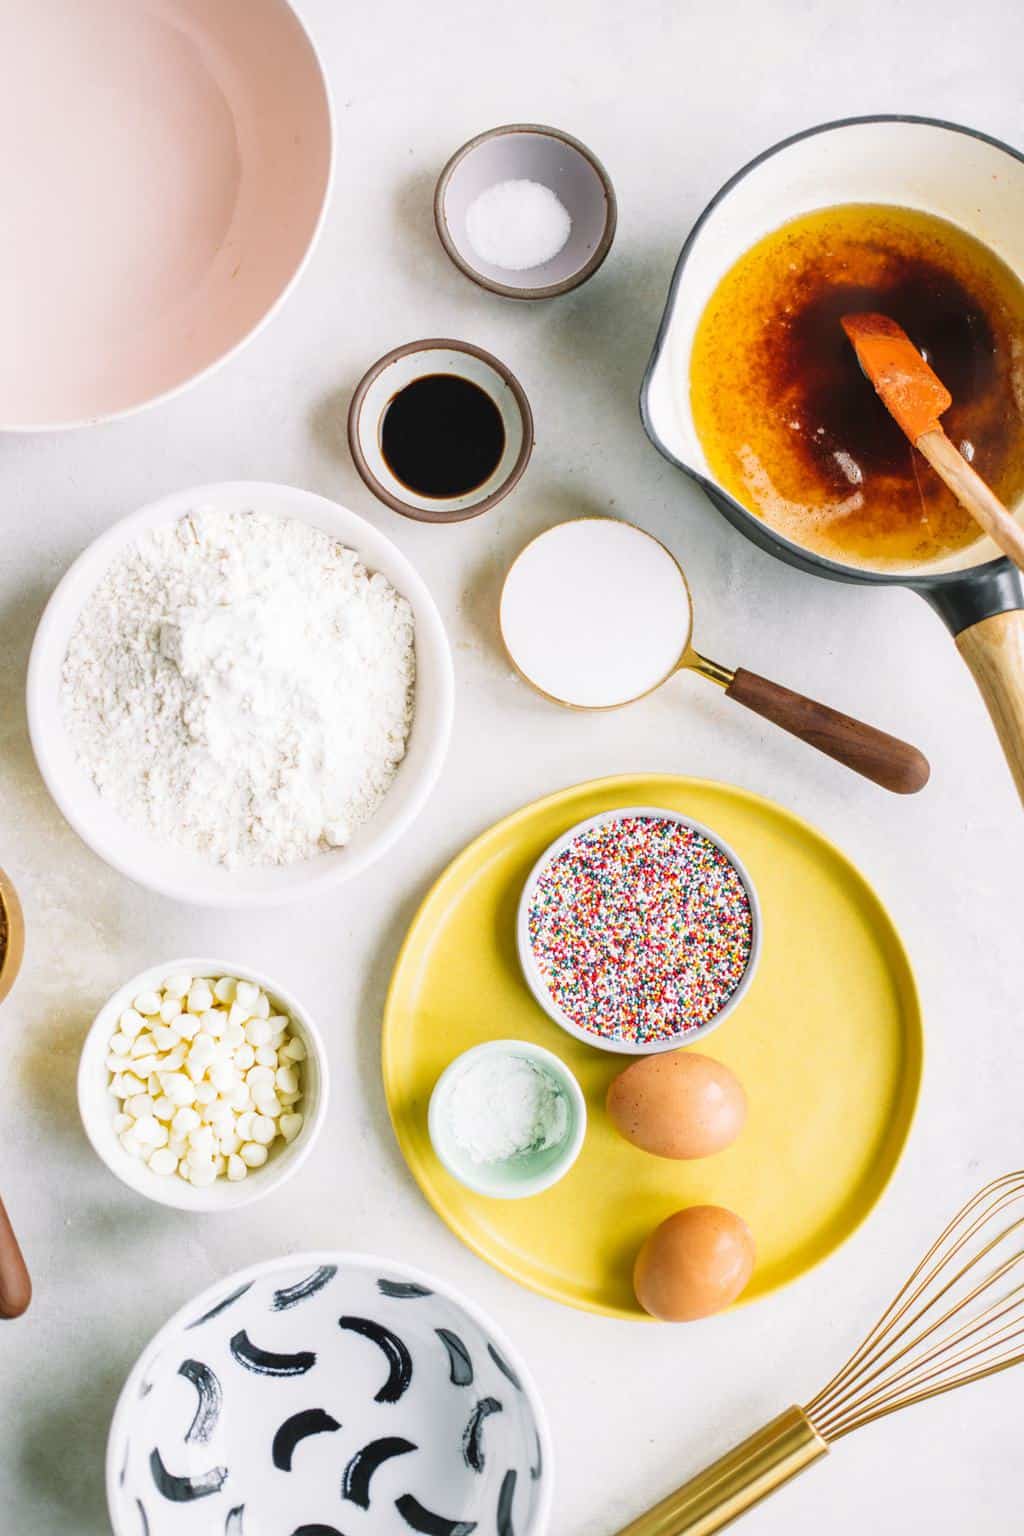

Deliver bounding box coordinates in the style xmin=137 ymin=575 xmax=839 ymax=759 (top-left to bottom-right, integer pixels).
xmin=527 ymin=814 xmax=753 ymax=1045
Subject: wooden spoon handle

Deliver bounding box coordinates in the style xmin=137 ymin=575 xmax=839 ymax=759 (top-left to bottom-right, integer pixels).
xmin=725 ymin=668 xmax=930 ymax=793
xmin=917 ymin=428 xmax=1024 ymax=571
xmin=0 ymin=1195 xmax=31 ymax=1318
xmin=956 ymin=609 xmax=1024 ymax=804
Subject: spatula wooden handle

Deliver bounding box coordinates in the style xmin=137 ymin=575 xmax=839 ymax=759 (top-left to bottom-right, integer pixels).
xmin=0 ymin=1195 xmax=31 ymax=1319
xmin=956 ymin=609 xmax=1024 ymax=804
xmin=917 ymin=428 xmax=1024 ymax=571
xmin=726 ymin=669 xmax=930 ymax=793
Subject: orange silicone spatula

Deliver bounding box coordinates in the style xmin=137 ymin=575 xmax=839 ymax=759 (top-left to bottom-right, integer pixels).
xmin=841 ymin=311 xmax=1024 ymax=571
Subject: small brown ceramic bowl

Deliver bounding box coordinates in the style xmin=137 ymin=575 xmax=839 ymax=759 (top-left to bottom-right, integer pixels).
xmin=347 ymin=338 xmax=534 ymax=522
xmin=0 ymin=867 xmax=25 ymax=1008
xmin=435 ymin=124 xmax=617 ymax=300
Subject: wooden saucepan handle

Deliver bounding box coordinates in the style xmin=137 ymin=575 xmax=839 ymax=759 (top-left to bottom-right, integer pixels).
xmin=0 ymin=1195 xmax=31 ymax=1319
xmin=916 ymin=429 xmax=1024 ymax=573
xmin=956 ymin=609 xmax=1024 ymax=804
xmin=725 ymin=669 xmax=930 ymax=794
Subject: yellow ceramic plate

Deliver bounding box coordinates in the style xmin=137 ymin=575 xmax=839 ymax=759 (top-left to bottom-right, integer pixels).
xmin=382 ymin=775 xmax=922 ymax=1319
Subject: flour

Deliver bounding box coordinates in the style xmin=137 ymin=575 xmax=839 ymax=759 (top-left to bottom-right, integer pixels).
xmin=61 ymin=507 xmax=415 ymax=867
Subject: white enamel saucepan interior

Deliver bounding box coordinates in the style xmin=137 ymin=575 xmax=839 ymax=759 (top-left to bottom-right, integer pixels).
xmin=26 ymin=483 xmax=454 ymax=907
xmin=0 ymin=0 xmax=333 ymax=429
xmin=642 ymin=116 xmax=1024 ymax=803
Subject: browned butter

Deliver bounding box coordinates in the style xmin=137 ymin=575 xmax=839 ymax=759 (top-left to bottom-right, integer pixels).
xmin=690 ymin=204 xmax=1024 ymax=568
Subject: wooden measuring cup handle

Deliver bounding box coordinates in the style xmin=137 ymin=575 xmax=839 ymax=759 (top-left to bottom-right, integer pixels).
xmin=726 ymin=668 xmax=930 ymax=793
xmin=956 ymin=610 xmax=1024 ymax=803
xmin=0 ymin=1195 xmax=31 ymax=1318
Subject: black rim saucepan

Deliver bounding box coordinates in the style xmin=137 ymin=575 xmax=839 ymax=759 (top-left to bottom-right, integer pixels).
xmin=641 ymin=114 xmax=1024 ymax=802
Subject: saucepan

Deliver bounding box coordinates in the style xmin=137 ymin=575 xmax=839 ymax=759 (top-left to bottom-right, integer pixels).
xmin=641 ymin=115 xmax=1024 ymax=803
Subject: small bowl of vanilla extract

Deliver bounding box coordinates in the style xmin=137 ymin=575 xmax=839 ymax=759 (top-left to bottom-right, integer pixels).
xmin=348 ymin=339 xmax=534 ymax=522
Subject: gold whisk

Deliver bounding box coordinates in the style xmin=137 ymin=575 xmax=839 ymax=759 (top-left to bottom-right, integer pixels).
xmin=616 ymin=1172 xmax=1024 ymax=1536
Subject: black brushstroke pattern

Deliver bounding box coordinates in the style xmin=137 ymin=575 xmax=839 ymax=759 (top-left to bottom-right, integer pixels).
xmin=486 ymin=1344 xmax=521 ymax=1391
xmin=187 ymin=1281 xmax=253 ymax=1330
xmin=462 ymin=1397 xmax=502 ymax=1473
xmin=435 ymin=1328 xmax=473 ymax=1387
xmin=178 ymin=1358 xmax=223 ymax=1445
xmin=271 ymin=1265 xmax=338 ymax=1311
xmin=225 ymin=1506 xmax=245 ymax=1535
xmin=119 ymin=1440 xmax=130 ymax=1488
xmin=139 ymin=1378 xmax=154 ymax=1399
xmin=530 ymin=1431 xmax=542 ymax=1481
xmin=291 ymin=1527 xmax=345 ymax=1536
xmin=136 ymin=1497 xmax=149 ymax=1536
xmin=497 ymin=1470 xmax=516 ymax=1536
xmin=272 ymin=1407 xmax=341 ymax=1470
xmin=341 ymin=1436 xmax=416 ymax=1509
xmin=229 ymin=1329 xmax=316 ymax=1377
xmin=338 ymin=1316 xmax=412 ymax=1402
xmin=149 ymin=1447 xmax=227 ymax=1502
xmin=395 ymin=1493 xmax=477 ymax=1535
xmin=377 ymin=1279 xmax=433 ymax=1299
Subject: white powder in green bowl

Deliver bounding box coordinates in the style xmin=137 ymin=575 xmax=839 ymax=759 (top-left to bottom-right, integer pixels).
xmin=447 ymin=1053 xmax=569 ymax=1165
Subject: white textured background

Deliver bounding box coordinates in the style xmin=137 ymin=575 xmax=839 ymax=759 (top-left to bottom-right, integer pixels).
xmin=2 ymin=1 xmax=1023 ymax=1531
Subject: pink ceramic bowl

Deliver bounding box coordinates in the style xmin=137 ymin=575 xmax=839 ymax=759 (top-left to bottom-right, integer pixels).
xmin=0 ymin=0 xmax=333 ymax=430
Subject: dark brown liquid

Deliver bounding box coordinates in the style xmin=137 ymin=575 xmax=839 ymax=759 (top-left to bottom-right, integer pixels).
xmin=381 ymin=373 xmax=505 ymax=499
xmin=691 ymin=205 xmax=1024 ymax=568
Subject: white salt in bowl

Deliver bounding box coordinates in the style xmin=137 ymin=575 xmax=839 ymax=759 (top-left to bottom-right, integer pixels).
xmin=428 ymin=1039 xmax=587 ymax=1199
xmin=27 ymin=482 xmax=454 ymax=907
xmin=435 ymin=124 xmax=617 ymax=299
xmin=78 ymin=958 xmax=328 ymax=1213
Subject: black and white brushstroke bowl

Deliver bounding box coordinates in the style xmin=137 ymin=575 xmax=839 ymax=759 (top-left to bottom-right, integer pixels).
xmin=106 ymin=1252 xmax=553 ymax=1536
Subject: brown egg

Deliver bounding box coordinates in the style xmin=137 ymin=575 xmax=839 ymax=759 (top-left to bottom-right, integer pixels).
xmin=606 ymin=1050 xmax=747 ymax=1159
xmin=634 ymin=1205 xmax=756 ymax=1321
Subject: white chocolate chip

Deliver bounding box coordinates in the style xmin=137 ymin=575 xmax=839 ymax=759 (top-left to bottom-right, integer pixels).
xmin=275 ymin=1065 xmax=299 ymax=1095
xmin=213 ymin=976 xmax=236 ymax=1006
xmin=250 ymin=1114 xmax=275 ymax=1146
xmin=188 ymin=983 xmax=214 ymax=1015
xmin=235 ymin=980 xmax=260 ymax=1013
xmin=119 ymin=1008 xmax=146 ymax=1039
xmin=106 ymin=972 xmax=306 ymax=1189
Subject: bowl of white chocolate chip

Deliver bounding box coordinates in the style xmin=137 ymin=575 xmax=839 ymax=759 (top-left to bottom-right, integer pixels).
xmin=77 ymin=959 xmax=328 ymax=1210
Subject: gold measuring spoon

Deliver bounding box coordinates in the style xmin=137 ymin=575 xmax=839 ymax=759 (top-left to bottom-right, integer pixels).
xmin=499 ymin=518 xmax=929 ymax=794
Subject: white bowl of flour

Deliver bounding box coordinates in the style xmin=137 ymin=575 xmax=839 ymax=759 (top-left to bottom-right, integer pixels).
xmin=28 ymin=483 xmax=454 ymax=906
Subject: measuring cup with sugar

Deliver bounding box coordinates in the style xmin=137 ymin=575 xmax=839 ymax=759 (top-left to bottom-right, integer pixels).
xmin=499 ymin=518 xmax=929 ymax=794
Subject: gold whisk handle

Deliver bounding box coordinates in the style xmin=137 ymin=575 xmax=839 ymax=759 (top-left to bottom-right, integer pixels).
xmin=613 ymin=1407 xmax=829 ymax=1536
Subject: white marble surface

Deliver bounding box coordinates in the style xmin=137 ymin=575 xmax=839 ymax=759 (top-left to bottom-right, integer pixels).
xmin=2 ymin=1 xmax=1023 ymax=1530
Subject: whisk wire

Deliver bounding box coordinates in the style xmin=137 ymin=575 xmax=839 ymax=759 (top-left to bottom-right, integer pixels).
xmin=806 ymin=1173 xmax=1024 ymax=1441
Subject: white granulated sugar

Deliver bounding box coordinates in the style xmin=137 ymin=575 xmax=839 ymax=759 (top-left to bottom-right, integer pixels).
xmin=61 ymin=508 xmax=415 ymax=868
xmin=465 ymin=178 xmax=572 ymax=272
